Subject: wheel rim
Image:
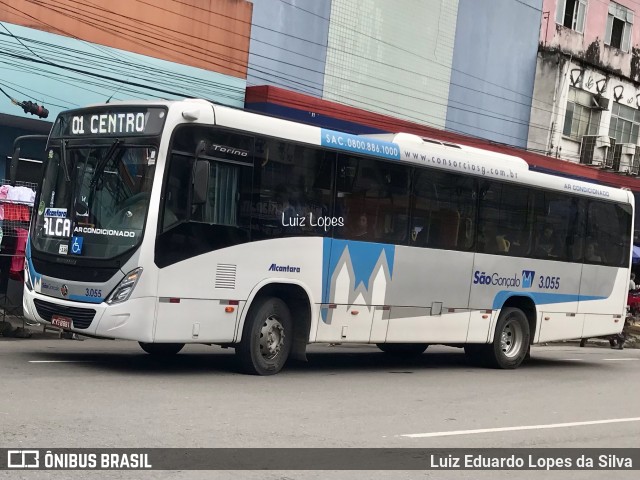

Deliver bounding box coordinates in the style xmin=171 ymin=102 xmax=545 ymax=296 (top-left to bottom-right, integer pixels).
xmin=500 ymin=315 xmax=524 ymax=358
xmin=259 ymin=315 xmax=285 ymax=360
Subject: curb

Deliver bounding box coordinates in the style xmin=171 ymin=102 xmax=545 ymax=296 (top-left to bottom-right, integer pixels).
xmin=0 ymin=316 xmax=60 ymax=340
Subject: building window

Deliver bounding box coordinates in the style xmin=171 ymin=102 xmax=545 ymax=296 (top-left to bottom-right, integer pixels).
xmin=605 ymin=2 xmax=634 ymax=52
xmin=563 ymin=87 xmax=601 ymax=139
xmin=556 ymin=0 xmax=587 ymax=33
xmin=609 ymin=102 xmax=640 ymax=144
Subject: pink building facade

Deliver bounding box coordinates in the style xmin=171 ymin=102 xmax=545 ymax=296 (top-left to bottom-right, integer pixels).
xmin=541 ymin=0 xmax=640 ymax=79
xmin=529 ymin=0 xmax=640 ymax=174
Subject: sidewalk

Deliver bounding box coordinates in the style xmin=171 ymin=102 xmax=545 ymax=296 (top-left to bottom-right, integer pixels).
xmin=0 ymin=311 xmax=60 ymax=339
xmin=549 ymin=333 xmax=640 ymax=349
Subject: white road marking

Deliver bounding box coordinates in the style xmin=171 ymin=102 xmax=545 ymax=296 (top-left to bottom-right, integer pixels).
xmin=28 ymin=360 xmax=94 ymax=363
xmin=563 ymin=358 xmax=584 ymax=361
xmin=401 ymin=417 xmax=640 ymax=438
xmin=602 ymin=358 xmax=639 ymax=361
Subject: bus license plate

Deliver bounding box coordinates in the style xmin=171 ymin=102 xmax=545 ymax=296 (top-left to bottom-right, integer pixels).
xmin=51 ymin=315 xmax=72 ymax=329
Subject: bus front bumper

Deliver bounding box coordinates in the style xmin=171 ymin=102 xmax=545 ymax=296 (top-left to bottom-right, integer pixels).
xmin=23 ymin=288 xmax=155 ymax=342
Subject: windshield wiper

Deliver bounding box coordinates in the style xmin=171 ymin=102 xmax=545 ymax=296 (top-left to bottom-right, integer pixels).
xmin=60 ymin=139 xmax=71 ymax=182
xmin=90 ymin=139 xmax=121 ymax=187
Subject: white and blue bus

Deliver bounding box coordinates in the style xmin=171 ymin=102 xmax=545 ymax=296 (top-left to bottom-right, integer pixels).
xmin=22 ymin=99 xmax=634 ymax=374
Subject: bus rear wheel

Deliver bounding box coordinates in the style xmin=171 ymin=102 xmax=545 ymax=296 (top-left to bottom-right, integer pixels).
xmin=485 ymin=307 xmax=530 ymax=369
xmin=377 ymin=343 xmax=428 ymax=356
xmin=139 ymin=342 xmax=184 ymax=356
xmin=236 ymin=297 xmax=293 ymax=375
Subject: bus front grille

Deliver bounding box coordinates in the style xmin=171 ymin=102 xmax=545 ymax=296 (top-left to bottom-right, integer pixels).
xmin=33 ymin=299 xmax=96 ymax=330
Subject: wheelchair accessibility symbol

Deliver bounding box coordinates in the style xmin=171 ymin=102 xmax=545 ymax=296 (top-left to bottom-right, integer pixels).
xmin=70 ymin=236 xmax=83 ymax=255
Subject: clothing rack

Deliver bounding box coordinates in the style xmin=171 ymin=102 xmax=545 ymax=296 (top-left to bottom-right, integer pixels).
xmin=0 ymin=179 xmax=37 ymax=334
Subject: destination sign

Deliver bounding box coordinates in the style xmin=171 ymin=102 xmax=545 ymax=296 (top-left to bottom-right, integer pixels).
xmin=44 ymin=217 xmax=72 ymax=238
xmin=51 ymin=107 xmax=167 ymax=138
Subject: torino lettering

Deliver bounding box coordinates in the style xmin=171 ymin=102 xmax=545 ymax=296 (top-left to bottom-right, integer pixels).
xmin=473 ymin=271 xmax=521 ymax=288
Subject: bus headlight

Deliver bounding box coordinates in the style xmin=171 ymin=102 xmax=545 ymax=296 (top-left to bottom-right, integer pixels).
xmin=106 ymin=267 xmax=143 ymax=305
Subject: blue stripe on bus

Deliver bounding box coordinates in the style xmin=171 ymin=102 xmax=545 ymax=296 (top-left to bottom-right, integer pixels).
xmin=320 ymin=129 xmax=400 ymax=160
xmin=68 ymin=295 xmax=103 ymax=304
xmin=492 ymin=291 xmax=607 ymax=310
xmin=26 ymin=240 xmax=42 ymax=284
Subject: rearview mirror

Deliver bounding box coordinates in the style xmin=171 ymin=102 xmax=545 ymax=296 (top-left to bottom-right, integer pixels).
xmin=10 ymin=146 xmax=20 ymax=185
xmin=10 ymin=134 xmax=49 ymax=185
xmin=192 ymin=160 xmax=210 ymax=205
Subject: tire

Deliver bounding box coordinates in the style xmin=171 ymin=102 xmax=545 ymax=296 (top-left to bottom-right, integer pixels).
xmin=376 ymin=343 xmax=428 ymax=356
xmin=139 ymin=342 xmax=184 ymax=356
xmin=236 ymin=297 xmax=293 ymax=375
xmin=485 ymin=307 xmax=530 ymax=369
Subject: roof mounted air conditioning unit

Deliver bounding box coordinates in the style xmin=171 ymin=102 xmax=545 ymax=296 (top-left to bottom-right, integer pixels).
xmin=603 ymin=137 xmax=616 ymax=168
xmin=632 ymin=150 xmax=640 ymax=175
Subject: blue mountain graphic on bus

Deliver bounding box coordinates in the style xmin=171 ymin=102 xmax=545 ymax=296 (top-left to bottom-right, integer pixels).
xmin=522 ymin=270 xmax=535 ymax=288
xmin=321 ymin=238 xmax=395 ymax=303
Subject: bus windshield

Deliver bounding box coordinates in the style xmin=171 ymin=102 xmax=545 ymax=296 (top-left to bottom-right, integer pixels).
xmin=32 ymin=142 xmax=156 ymax=259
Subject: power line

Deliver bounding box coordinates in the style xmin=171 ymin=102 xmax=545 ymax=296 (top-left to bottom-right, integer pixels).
xmin=0 ymin=78 xmax=74 ymax=107
xmin=273 ymin=0 xmax=548 ymax=105
xmin=0 ymin=34 xmax=592 ymax=153
xmin=11 ymin=0 xmax=565 ymax=130
xmin=4 ymin=0 xmax=626 ymax=155
xmin=0 ymin=35 xmax=245 ymax=100
xmin=2 ymin=2 xmax=248 ymax=97
xmin=0 ymin=31 xmax=604 ymax=152
xmin=126 ymin=0 xmax=556 ymax=111
xmin=9 ymin=0 xmax=563 ymax=132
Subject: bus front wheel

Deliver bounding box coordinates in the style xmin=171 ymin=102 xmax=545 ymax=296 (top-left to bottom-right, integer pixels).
xmin=486 ymin=307 xmax=530 ymax=369
xmin=376 ymin=343 xmax=428 ymax=356
xmin=236 ymin=297 xmax=293 ymax=375
xmin=139 ymin=342 xmax=184 ymax=356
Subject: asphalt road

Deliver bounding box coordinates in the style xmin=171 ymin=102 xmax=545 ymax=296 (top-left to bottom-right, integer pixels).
xmin=1 ymin=338 xmax=639 ymax=480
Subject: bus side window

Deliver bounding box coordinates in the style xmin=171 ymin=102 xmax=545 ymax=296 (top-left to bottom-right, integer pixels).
xmin=586 ymin=200 xmax=632 ymax=266
xmin=335 ymin=155 xmax=409 ymax=244
xmin=411 ymin=169 xmax=474 ymax=251
xmin=162 ymin=152 xmax=191 ymax=231
xmin=156 ymin=125 xmax=254 ymax=267
xmin=253 ymin=139 xmax=334 ymax=239
xmin=429 ymin=209 xmax=460 ymax=249
xmin=478 ymin=181 xmax=532 ymax=256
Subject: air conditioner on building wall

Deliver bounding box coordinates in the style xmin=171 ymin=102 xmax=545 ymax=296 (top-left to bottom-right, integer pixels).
xmin=580 ymin=135 xmax=615 ymax=167
xmin=612 ymin=143 xmax=636 ymax=172
xmin=594 ymin=95 xmax=610 ymax=111
xmin=631 ymin=149 xmax=640 ymax=176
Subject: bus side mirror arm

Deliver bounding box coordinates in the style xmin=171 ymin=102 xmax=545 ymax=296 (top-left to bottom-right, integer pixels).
xmin=10 ymin=134 xmax=49 ymax=186
xmin=10 ymin=146 xmax=20 ymax=186
xmin=192 ymin=161 xmax=210 ymax=205
xmin=192 ymin=141 xmax=209 ymax=205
